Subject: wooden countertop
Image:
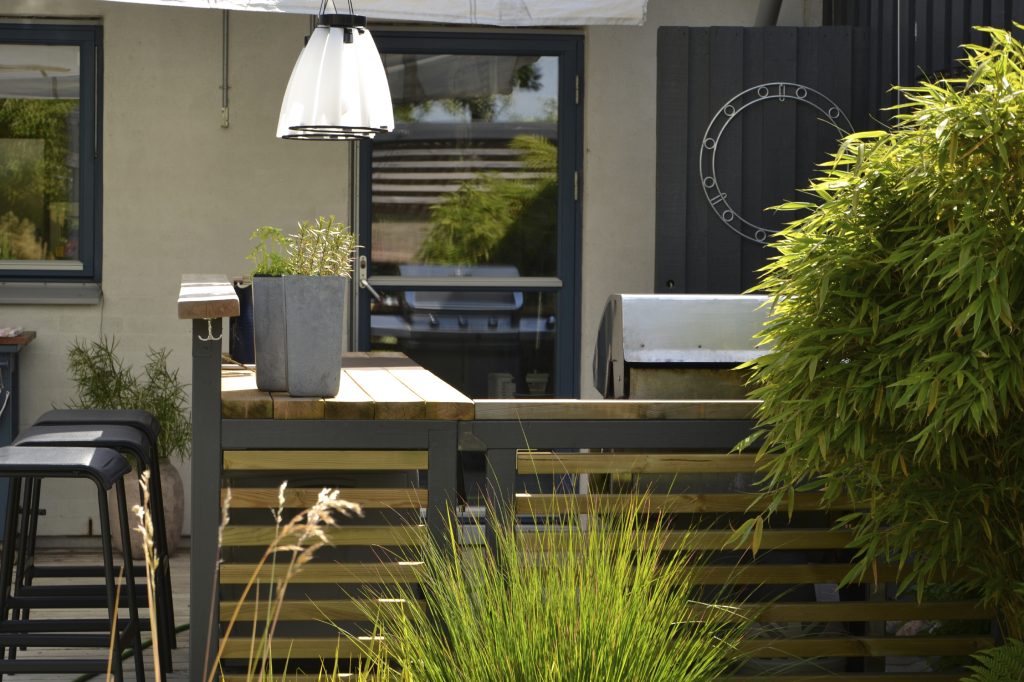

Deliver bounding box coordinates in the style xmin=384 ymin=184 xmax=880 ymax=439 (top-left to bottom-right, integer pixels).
xmin=222 ymin=352 xmax=475 ymax=421
xmin=0 ymin=331 xmax=35 ymax=347
xmin=223 ymin=353 xmax=758 ymax=422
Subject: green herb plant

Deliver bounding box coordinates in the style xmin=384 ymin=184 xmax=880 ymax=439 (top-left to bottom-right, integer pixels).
xmin=66 ymin=337 xmax=191 ymax=462
xmin=247 ymin=216 xmax=357 ymax=278
xmin=247 ymin=225 xmax=291 ymax=276
xmin=962 ymin=639 xmax=1024 ymax=681
xmin=348 ymin=497 xmax=746 ymax=681
xmin=735 ymin=25 xmax=1024 ymax=639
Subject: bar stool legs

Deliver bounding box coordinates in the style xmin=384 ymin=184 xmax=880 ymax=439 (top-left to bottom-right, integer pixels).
xmin=0 ymin=446 xmax=147 ymax=681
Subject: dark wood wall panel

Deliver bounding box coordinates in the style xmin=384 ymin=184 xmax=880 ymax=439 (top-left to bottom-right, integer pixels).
xmin=655 ymin=27 xmax=861 ymax=294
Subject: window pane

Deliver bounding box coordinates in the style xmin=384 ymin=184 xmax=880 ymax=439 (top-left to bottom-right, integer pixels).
xmin=371 ymin=288 xmax=557 ymax=399
xmin=0 ymin=43 xmax=81 ymax=265
xmin=371 ymin=54 xmax=559 ymax=278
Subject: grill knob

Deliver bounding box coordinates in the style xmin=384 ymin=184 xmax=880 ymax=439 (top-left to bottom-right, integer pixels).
xmin=429 ymin=314 xmax=439 ymax=328
xmin=458 ymin=315 xmax=469 ymax=328
xmin=488 ymin=317 xmax=498 ymax=329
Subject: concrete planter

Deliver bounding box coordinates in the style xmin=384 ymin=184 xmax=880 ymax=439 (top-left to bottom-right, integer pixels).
xmin=110 ymin=460 xmax=185 ymax=559
xmin=283 ymin=275 xmax=347 ymax=397
xmin=253 ymin=275 xmax=287 ymax=392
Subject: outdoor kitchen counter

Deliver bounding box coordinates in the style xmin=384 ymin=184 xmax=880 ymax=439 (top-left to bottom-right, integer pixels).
xmin=220 ymin=353 xmax=474 ymax=421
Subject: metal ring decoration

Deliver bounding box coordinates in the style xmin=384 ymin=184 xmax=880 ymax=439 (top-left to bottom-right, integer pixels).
xmin=698 ymin=82 xmax=852 ymax=244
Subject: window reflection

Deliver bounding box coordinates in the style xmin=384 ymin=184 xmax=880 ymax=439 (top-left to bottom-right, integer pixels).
xmin=0 ymin=43 xmax=80 ymax=264
xmin=369 ymin=52 xmax=561 ymax=398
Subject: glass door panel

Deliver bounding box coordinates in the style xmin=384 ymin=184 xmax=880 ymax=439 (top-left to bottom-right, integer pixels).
xmin=362 ymin=36 xmax=579 ymax=398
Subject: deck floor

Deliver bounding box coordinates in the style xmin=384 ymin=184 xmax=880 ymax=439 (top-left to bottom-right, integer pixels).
xmin=5 ymin=547 xmax=191 ymax=681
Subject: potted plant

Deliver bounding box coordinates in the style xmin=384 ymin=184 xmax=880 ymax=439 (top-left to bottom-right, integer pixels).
xmin=65 ymin=337 xmax=190 ymax=557
xmin=247 ymin=216 xmax=358 ymax=397
xmin=246 ymin=226 xmax=290 ymax=392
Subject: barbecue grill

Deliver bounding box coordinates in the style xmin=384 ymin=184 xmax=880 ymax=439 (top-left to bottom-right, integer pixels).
xmin=370 ymin=264 xmax=555 ymax=397
xmin=593 ymin=293 xmax=771 ymax=399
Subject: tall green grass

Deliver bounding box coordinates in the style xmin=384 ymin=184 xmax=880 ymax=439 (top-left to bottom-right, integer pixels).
xmin=349 ymin=501 xmax=746 ymax=681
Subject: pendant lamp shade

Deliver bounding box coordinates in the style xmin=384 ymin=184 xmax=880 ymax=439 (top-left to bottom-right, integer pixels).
xmin=277 ymin=14 xmax=394 ymax=140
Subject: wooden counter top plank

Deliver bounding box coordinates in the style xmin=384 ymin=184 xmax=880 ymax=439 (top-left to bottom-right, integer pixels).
xmin=473 ymin=399 xmax=759 ymax=421
xmin=388 ymin=367 xmax=474 ymax=421
xmin=346 ymin=368 xmax=425 ymax=420
xmin=325 ymin=371 xmax=376 ymax=420
xmin=221 ymin=365 xmax=273 ymax=419
xmin=272 ymin=393 xmax=326 ymax=420
xmin=178 ymin=274 xmax=239 ymax=320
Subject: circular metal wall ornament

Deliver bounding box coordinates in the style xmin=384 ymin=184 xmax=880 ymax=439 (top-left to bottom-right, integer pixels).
xmin=699 ymin=82 xmax=852 ymax=244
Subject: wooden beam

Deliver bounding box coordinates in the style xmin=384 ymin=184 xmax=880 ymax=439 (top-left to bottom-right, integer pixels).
xmin=220 ymin=562 xmax=423 ymax=584
xmin=518 ymin=452 xmax=761 ymax=474
xmin=220 ymin=524 xmax=428 ymax=547
xmin=224 ymin=487 xmax=426 ymax=509
xmin=178 ymin=274 xmax=239 ymax=320
xmin=223 ymin=450 xmax=428 ymax=471
xmin=475 ymin=399 xmax=759 ymax=421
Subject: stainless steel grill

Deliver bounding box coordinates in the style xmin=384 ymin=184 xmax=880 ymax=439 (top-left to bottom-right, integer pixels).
xmin=593 ymin=294 xmax=771 ymax=399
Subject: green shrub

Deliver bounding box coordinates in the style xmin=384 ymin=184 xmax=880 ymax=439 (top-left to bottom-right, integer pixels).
xmin=963 ymin=639 xmax=1024 ymax=681
xmin=738 ymin=25 xmax=1024 ymax=638
xmin=66 ymin=336 xmax=191 ymax=461
xmin=348 ymin=501 xmax=745 ymax=681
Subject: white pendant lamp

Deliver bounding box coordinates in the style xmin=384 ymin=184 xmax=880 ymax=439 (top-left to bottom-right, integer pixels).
xmin=276 ymin=5 xmax=394 ymax=140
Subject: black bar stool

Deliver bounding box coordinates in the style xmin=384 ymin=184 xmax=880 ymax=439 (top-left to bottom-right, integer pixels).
xmin=0 ymin=445 xmax=145 ymax=681
xmin=13 ymin=424 xmax=174 ymax=673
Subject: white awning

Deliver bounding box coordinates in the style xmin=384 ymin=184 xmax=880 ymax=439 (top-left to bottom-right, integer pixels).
xmin=97 ymin=0 xmax=648 ymax=26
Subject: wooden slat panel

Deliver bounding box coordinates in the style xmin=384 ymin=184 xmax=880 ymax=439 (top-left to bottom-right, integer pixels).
xmin=221 ymin=524 xmax=428 ymax=547
xmin=224 ymin=487 xmax=427 ymax=509
xmin=388 ymin=367 xmax=474 ymax=420
xmin=518 ymin=529 xmax=855 ymax=551
xmin=324 ymin=371 xmax=375 ymax=420
xmin=346 ymin=368 xmax=425 ymax=420
xmin=221 ymin=636 xmax=375 ymax=659
xmin=178 ymin=274 xmax=239 ymax=319
xmin=729 ymin=671 xmax=966 ymax=675
xmin=220 ymin=562 xmax=423 ymax=584
xmin=221 ymin=597 xmax=424 ymax=622
xmin=519 ymin=452 xmax=760 ymax=474
xmin=475 ymin=399 xmax=759 ymax=421
xmin=695 ymin=600 xmax=995 ymax=623
xmin=514 ymin=492 xmax=855 ymax=514
xmin=223 ymin=450 xmax=428 ymax=471
xmin=223 ymin=677 xmax=367 ymax=682
xmin=735 ymin=635 xmax=994 ymax=658
xmin=691 ymin=564 xmax=903 ymax=585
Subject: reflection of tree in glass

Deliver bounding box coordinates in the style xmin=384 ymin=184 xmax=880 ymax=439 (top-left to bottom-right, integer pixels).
xmin=418 ymin=135 xmax=556 ymax=276
xmin=441 ymin=63 xmax=542 ymax=121
xmin=0 ymin=98 xmax=77 ymax=259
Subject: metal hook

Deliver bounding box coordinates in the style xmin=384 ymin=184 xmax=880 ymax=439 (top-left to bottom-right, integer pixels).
xmin=198 ymin=318 xmax=222 ymax=343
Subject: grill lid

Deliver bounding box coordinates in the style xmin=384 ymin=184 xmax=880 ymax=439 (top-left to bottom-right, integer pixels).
xmin=593 ymin=294 xmax=772 ymax=397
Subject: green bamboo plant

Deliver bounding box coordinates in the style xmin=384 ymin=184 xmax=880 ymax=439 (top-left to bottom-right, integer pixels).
xmin=735 ymin=25 xmax=1024 ymax=639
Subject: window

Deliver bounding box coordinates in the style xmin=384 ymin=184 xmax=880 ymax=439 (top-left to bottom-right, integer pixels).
xmin=0 ymin=23 xmax=102 ymax=301
xmin=358 ymin=32 xmax=582 ymax=398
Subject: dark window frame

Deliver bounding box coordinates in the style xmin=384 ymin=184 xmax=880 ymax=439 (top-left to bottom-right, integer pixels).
xmin=357 ymin=30 xmax=583 ymax=397
xmin=0 ymin=23 xmax=102 ymax=285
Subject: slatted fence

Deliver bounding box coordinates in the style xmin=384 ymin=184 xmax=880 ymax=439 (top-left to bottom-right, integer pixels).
xmin=214 ymin=400 xmax=994 ymax=679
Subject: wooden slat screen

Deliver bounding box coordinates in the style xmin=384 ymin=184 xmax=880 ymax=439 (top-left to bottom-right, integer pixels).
xmin=219 ymin=448 xmax=428 ymax=670
xmin=511 ymin=449 xmax=993 ymax=678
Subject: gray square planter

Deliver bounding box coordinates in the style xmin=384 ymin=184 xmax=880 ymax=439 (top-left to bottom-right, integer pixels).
xmin=252 ymin=276 xmax=287 ymax=392
xmin=283 ymin=275 xmax=347 ymax=397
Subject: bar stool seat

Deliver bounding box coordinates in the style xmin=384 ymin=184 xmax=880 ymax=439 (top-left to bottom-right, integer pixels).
xmin=0 ymin=445 xmax=145 ymax=681
xmin=35 ymin=409 xmax=160 ymax=451
xmin=13 ymin=424 xmax=175 ymax=671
